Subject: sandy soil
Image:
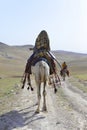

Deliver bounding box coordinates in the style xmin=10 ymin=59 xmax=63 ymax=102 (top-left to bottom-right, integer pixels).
xmin=0 ymin=78 xmax=87 ymax=130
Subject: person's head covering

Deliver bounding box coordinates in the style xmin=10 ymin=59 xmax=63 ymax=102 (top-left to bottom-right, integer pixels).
xmin=34 ymin=30 xmax=50 ymax=52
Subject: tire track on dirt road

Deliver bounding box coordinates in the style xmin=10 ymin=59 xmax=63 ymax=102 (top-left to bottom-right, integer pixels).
xmin=61 ymin=80 xmax=87 ymax=129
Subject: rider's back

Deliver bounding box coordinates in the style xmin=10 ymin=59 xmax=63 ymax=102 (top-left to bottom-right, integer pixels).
xmin=34 ymin=30 xmax=50 ymax=53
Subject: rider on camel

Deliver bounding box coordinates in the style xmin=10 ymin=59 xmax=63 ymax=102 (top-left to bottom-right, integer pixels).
xmin=60 ymin=61 xmax=69 ymax=77
xmin=21 ymin=30 xmax=61 ymax=89
xmin=62 ymin=61 xmax=67 ymax=70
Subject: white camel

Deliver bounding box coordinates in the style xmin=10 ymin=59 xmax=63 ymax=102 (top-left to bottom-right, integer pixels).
xmin=21 ymin=58 xmax=60 ymax=113
xmin=31 ymin=60 xmax=50 ymax=113
xmin=31 ymin=58 xmax=61 ymax=113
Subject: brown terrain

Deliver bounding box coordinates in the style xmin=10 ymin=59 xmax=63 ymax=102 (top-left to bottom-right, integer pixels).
xmin=0 ymin=42 xmax=87 ymax=130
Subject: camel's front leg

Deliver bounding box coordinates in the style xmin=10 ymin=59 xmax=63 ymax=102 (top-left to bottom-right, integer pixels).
xmin=42 ymin=81 xmax=47 ymax=112
xmin=35 ymin=83 xmax=41 ymax=113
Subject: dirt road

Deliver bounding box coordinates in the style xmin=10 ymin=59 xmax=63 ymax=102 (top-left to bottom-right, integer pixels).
xmin=0 ymin=78 xmax=87 ymax=130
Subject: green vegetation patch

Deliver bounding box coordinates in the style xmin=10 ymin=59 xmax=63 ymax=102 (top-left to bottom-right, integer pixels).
xmin=74 ymin=74 xmax=87 ymax=81
xmin=0 ymin=77 xmax=21 ymax=115
xmin=0 ymin=77 xmax=21 ymax=98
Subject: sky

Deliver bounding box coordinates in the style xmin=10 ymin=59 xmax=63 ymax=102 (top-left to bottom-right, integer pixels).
xmin=0 ymin=0 xmax=87 ymax=54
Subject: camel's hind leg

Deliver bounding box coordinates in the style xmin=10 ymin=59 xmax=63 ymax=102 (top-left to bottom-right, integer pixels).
xmin=42 ymin=81 xmax=47 ymax=112
xmin=35 ymin=83 xmax=41 ymax=113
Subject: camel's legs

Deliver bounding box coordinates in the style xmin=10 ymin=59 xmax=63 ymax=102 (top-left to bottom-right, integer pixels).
xmin=42 ymin=81 xmax=47 ymax=112
xmin=35 ymin=83 xmax=41 ymax=113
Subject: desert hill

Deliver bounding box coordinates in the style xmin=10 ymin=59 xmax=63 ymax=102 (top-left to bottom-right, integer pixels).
xmin=0 ymin=42 xmax=87 ymax=77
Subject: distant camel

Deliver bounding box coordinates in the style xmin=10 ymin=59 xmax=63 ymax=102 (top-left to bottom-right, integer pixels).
xmin=60 ymin=69 xmax=69 ymax=81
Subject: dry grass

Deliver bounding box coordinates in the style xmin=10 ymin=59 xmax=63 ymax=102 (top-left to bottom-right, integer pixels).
xmin=0 ymin=44 xmax=87 ymax=98
xmin=0 ymin=78 xmax=21 ymax=98
xmin=0 ymin=44 xmax=87 ymax=116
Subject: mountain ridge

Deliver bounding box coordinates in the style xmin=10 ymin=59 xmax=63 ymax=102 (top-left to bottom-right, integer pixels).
xmin=0 ymin=42 xmax=87 ymax=77
xmin=0 ymin=42 xmax=87 ymax=55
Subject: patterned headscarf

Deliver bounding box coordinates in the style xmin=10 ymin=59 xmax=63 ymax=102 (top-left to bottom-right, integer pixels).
xmin=34 ymin=30 xmax=50 ymax=52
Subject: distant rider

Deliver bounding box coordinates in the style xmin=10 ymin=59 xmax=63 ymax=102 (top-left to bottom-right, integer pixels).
xmin=60 ymin=61 xmax=69 ymax=76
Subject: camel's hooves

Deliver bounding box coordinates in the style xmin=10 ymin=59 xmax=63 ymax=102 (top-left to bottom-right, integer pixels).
xmin=35 ymin=102 xmax=38 ymax=105
xmin=42 ymin=107 xmax=47 ymax=112
xmin=31 ymin=87 xmax=34 ymax=91
xmin=35 ymin=110 xmax=40 ymax=114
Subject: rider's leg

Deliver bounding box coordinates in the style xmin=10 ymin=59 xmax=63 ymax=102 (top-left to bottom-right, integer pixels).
xmin=21 ymin=57 xmax=32 ymax=89
xmin=67 ymin=70 xmax=69 ymax=77
xmin=21 ymin=73 xmax=27 ymax=89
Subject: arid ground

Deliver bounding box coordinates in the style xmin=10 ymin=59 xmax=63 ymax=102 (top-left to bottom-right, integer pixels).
xmin=0 ymin=43 xmax=87 ymax=130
